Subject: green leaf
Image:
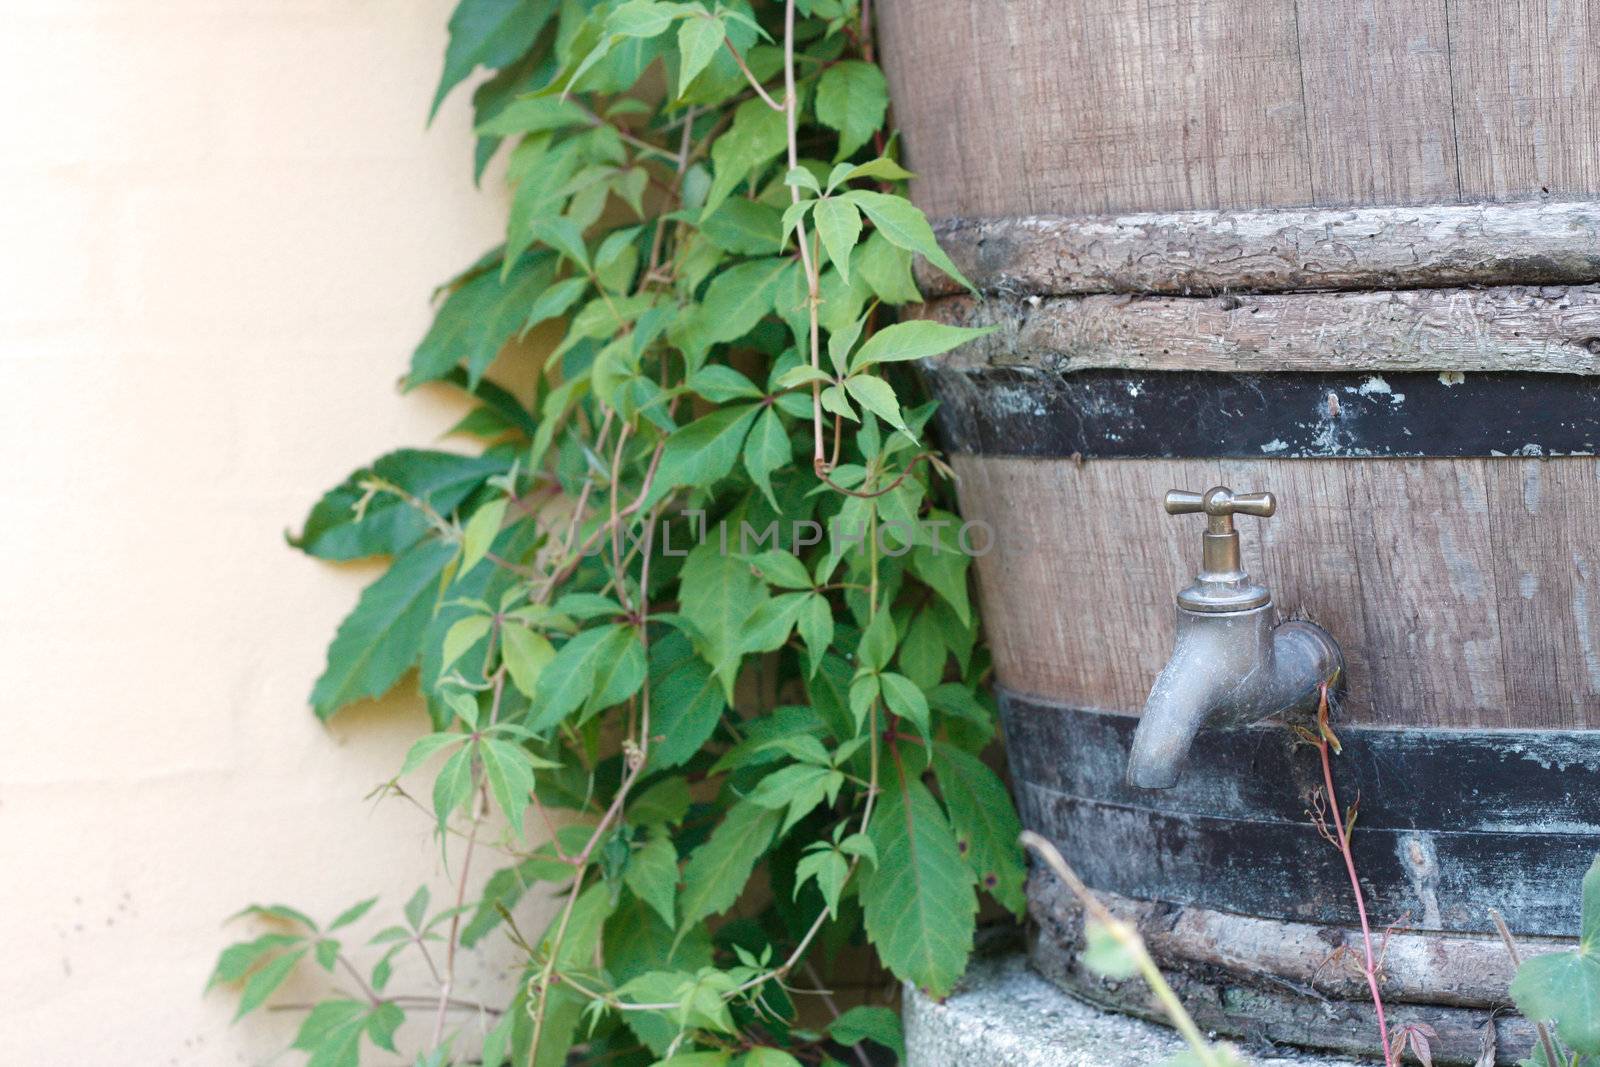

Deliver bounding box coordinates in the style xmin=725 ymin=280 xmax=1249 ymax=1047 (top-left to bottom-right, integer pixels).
xmin=233 ymin=947 xmax=306 ymax=1020
xmin=742 ymin=406 xmax=792 ymax=509
xmin=459 ymin=496 xmax=508 ymax=577
xmin=677 ymin=12 xmax=726 ymax=97
xmin=294 ymin=999 xmax=367 ymax=1067
xmin=530 ymin=624 xmax=643 ymax=731
xmin=879 ymin=672 xmax=930 ymax=738
xmin=328 ymin=897 xmax=378 ymax=932
xmin=748 ymin=549 xmax=811 ymax=590
xmin=501 ymin=623 xmax=556 ymax=699
xmin=844 ymin=189 xmax=975 ymax=292
xmin=207 ymin=933 xmax=300 ymax=989
xmin=647 ymin=632 xmax=729 ymax=770
xmin=432 ymin=0 xmax=556 ymax=119
xmin=443 ymin=690 xmax=480 ymax=730
xmin=688 ymin=364 xmax=763 ymax=402
xmin=833 ymin=157 xmax=915 ymax=190
xmin=404 ymin=886 xmax=430 ymax=930
xmin=700 ymin=199 xmax=785 ymax=255
xmin=796 ymin=846 xmax=849 ymax=918
xmin=813 ymin=198 xmax=863 ymax=283
xmin=608 ymin=0 xmax=688 ymax=36
xmin=828 ymin=1005 xmax=905 ymax=1061
xmin=857 ymin=609 xmax=896 ymax=674
xmin=678 ymin=801 xmax=782 ymax=931
xmin=432 ymin=745 xmax=475 ymax=831
xmin=861 ymin=775 xmax=976 ymax=997
xmin=365 ymin=1002 xmax=404 ymax=1054
xmin=849 ymin=673 xmax=880 ymax=732
xmin=290 ymin=449 xmax=506 ymax=562
xmin=1081 ymin=920 xmax=1140 ymax=979
xmin=898 ymin=607 xmax=947 ymax=688
xmin=742 ymin=1050 xmax=802 ymax=1067
xmin=696 ymin=257 xmax=790 ymax=344
xmin=855 ymin=231 xmax=921 ymax=305
xmin=742 ymin=591 xmax=810 ymax=657
xmin=474 ymin=96 xmax=589 ymax=137
xmin=678 ymin=541 xmax=766 ymax=697
xmin=932 ymin=742 xmax=1026 ymax=915
xmin=786 ymin=166 xmax=822 ymax=195
xmin=623 ymin=833 xmax=680 ymax=926
xmin=910 ymin=518 xmax=973 ymax=624
xmin=408 ymin=254 xmax=554 ymax=388
xmin=630 ymin=776 xmax=692 ymax=826
xmin=843 ymin=374 xmax=905 ymax=431
xmin=650 ymin=404 xmax=761 ymax=501
xmin=747 ymin=761 xmax=840 ymax=832
xmin=310 ymin=540 xmax=454 ymax=720
xmin=584 ymin=628 xmax=646 ymax=721
xmin=522 ymin=276 xmax=590 ymax=333
xmin=815 ymin=61 xmax=888 ymax=160
xmin=775 ymin=364 xmax=833 ymax=391
xmin=479 ymin=737 xmax=536 ymax=837
xmin=826 ymin=312 xmax=867 ymax=377
xmin=704 ymin=97 xmax=788 ymax=218
xmin=441 ymin=614 xmax=493 ymax=673
xmin=850 ymin=319 xmax=994 ymax=372
xmin=797 ymin=593 xmax=833 ymax=677
xmin=1512 ymin=855 xmax=1600 ymax=1056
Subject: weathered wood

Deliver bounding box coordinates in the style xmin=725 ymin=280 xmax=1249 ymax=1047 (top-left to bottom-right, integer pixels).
xmin=950 ymin=454 xmax=1600 ymax=729
xmin=876 ymin=0 xmax=1314 ymax=218
xmin=914 ymin=201 xmax=1600 ymax=298
xmin=878 ymin=1 xmax=1600 ymax=218
xmin=1028 ymin=874 xmax=1542 ymax=1064
xmin=1025 ymin=870 xmax=1562 ymax=1011
xmin=1447 ymin=0 xmax=1600 ymax=202
xmin=1292 ymin=2 xmax=1458 ymax=207
xmin=915 ymin=287 xmax=1600 ymax=376
xmin=923 ymin=367 xmax=1600 ymax=459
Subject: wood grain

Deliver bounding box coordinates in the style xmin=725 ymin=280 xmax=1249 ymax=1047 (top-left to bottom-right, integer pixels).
xmin=1029 ymin=873 xmax=1542 ymax=1064
xmin=1447 ymin=0 xmax=1600 ymax=201
xmin=878 ymin=0 xmax=1600 ymax=219
xmin=950 ymin=454 xmax=1599 ymax=728
xmin=1025 ymin=869 xmax=1560 ymax=1010
xmin=1291 ymin=0 xmax=1458 ymax=206
xmin=876 ymin=0 xmax=1313 ymax=216
xmin=915 ymin=201 xmax=1600 ymax=298
xmin=915 ymin=287 xmax=1600 ymax=376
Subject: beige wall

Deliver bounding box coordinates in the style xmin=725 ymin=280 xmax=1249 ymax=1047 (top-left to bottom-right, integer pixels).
xmin=0 ymin=2 xmax=551 ymax=1059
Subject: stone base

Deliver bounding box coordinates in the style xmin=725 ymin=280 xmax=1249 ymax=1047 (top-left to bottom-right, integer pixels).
xmin=905 ymin=953 xmax=1369 ymax=1067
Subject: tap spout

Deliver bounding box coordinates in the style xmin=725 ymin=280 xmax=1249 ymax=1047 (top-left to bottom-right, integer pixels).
xmin=1127 ymin=606 xmax=1342 ymax=789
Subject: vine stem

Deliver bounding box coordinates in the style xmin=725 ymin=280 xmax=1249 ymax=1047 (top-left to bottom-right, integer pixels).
xmin=782 ymin=0 xmax=827 ymax=475
xmin=430 ymin=669 xmax=506 ymax=1048
xmin=1311 ymin=683 xmax=1394 ymax=1067
xmin=725 ymin=35 xmax=784 ymax=110
xmin=433 ymin=770 xmax=487 ymax=1046
xmin=1491 ymin=908 xmax=1562 ymax=1067
xmin=527 ymin=452 xmax=662 ymax=1057
xmin=1019 ymin=831 xmax=1224 ymax=1067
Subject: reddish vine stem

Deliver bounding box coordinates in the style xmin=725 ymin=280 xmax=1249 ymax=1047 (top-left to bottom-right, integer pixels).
xmin=1311 ymin=683 xmax=1395 ymax=1066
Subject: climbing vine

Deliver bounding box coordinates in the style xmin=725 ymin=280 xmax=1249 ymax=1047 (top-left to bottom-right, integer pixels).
xmin=208 ymin=1 xmax=1022 ymax=1064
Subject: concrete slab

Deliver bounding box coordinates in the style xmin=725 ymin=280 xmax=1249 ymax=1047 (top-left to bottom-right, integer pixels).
xmin=905 ymin=953 xmax=1371 ymax=1067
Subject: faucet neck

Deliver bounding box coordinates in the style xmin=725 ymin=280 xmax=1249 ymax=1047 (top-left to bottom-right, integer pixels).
xmin=1178 ymin=526 xmax=1270 ymax=613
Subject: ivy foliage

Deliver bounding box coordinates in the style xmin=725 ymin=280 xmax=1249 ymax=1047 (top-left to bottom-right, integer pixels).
xmin=212 ymin=0 xmax=1024 ymax=1063
xmin=1512 ymin=854 xmax=1600 ymax=1066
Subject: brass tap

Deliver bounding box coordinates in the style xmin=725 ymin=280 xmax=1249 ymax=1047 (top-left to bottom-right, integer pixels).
xmin=1126 ymin=486 xmax=1345 ymax=789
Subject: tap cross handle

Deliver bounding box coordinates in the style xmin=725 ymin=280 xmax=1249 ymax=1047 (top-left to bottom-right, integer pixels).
xmin=1164 ymin=486 xmax=1275 ymax=591
xmin=1165 ymin=486 xmax=1275 ymax=528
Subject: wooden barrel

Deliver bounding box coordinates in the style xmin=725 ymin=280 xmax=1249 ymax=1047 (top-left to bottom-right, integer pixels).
xmin=877 ymin=3 xmax=1600 ymax=1063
